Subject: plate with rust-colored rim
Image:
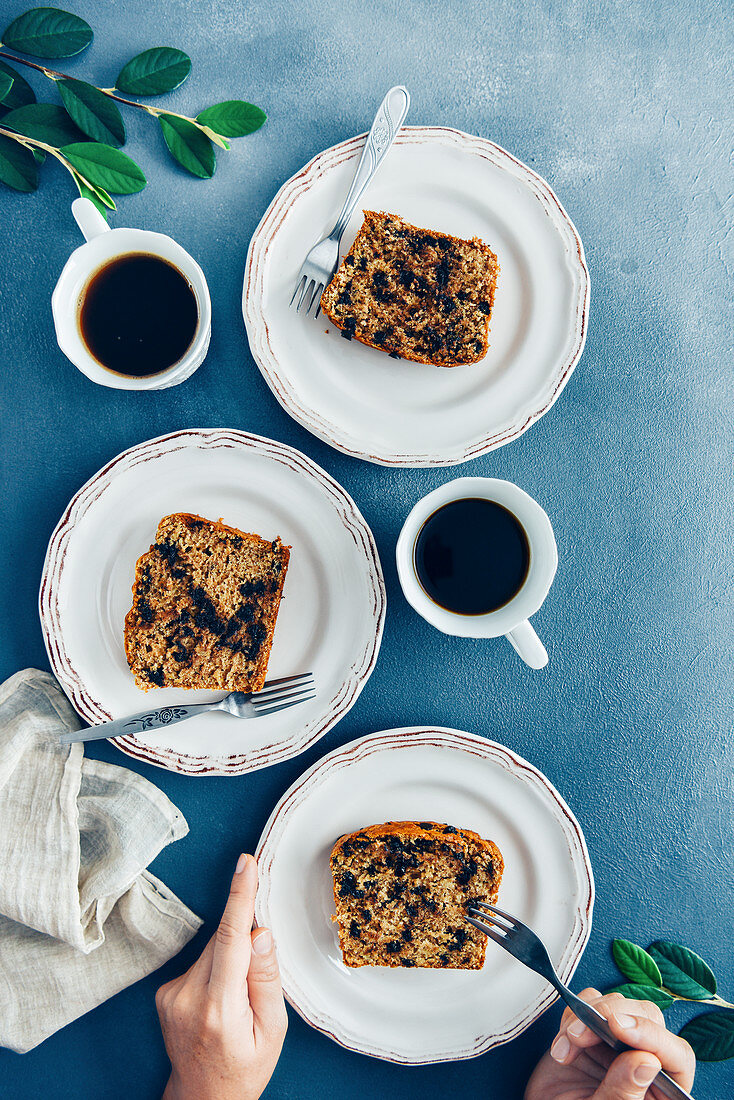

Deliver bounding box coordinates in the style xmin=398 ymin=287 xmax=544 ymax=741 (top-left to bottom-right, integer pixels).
xmin=39 ymin=429 xmax=385 ymax=775
xmin=243 ymin=125 xmax=589 ymax=468
xmin=255 ymin=726 xmax=594 ymax=1064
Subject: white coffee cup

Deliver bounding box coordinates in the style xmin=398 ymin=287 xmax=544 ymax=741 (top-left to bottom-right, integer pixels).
xmin=395 ymin=477 xmax=558 ymax=669
xmin=51 ymin=198 xmax=211 ymax=390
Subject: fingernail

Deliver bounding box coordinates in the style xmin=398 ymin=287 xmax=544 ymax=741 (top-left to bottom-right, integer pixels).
xmin=235 ymin=853 xmax=248 ymax=874
xmin=252 ymin=929 xmax=273 ymax=955
xmin=550 ymin=1035 xmax=570 ymax=1063
xmin=633 ymin=1061 xmax=658 ymax=1086
xmin=614 ymin=1012 xmax=636 ymax=1029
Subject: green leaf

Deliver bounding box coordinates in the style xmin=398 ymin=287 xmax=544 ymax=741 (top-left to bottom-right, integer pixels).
xmin=0 ymin=132 xmax=39 ymax=190
xmin=158 ymin=114 xmax=214 ymax=178
xmin=0 ymin=60 xmax=36 ymax=112
xmin=196 ymin=100 xmax=266 ymax=137
xmin=607 ymin=984 xmax=674 ymax=1010
xmin=31 ymin=146 xmax=45 ymax=163
xmin=60 ymin=142 xmax=146 ymax=194
xmin=648 ymin=941 xmax=717 ymax=1000
xmin=115 ymin=47 xmax=191 ymax=96
xmin=2 ymin=102 xmax=85 ymax=145
xmin=0 ymin=71 xmax=13 ymax=104
xmin=71 ymin=169 xmax=114 ymax=216
xmin=58 ymin=78 xmax=125 ymax=146
xmin=612 ymin=940 xmax=663 ymax=987
xmin=679 ymin=1010 xmax=734 ymax=1062
xmin=1 ymin=7 xmax=92 ymax=58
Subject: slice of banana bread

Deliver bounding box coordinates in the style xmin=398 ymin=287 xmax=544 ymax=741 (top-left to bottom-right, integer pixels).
xmin=330 ymin=821 xmax=504 ymax=969
xmin=124 ymin=513 xmax=290 ymax=693
xmin=320 ymin=211 xmax=499 ymax=367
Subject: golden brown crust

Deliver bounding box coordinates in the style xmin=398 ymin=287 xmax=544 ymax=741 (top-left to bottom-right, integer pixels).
xmin=321 ymin=211 xmax=499 ymax=367
xmin=124 ymin=512 xmax=290 ymax=693
xmin=330 ymin=821 xmax=504 ymax=970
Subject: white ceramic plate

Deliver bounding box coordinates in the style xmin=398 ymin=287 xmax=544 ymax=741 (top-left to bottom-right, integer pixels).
xmin=255 ymin=727 xmax=594 ymax=1064
xmin=39 ymin=429 xmax=385 ymax=775
xmin=243 ymin=126 xmax=589 ymax=467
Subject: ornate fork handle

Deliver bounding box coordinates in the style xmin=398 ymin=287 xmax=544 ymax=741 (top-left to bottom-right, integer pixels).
xmin=59 ymin=701 xmax=218 ymax=744
xmin=331 ymin=86 xmax=410 ymax=244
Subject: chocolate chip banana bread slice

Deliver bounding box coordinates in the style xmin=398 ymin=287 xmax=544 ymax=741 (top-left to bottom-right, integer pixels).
xmin=330 ymin=821 xmax=504 ymax=969
xmin=321 ymin=211 xmax=499 ymax=367
xmin=124 ymin=513 xmax=290 ymax=693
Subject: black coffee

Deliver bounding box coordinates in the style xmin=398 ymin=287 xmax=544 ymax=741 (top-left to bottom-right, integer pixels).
xmin=414 ymin=497 xmax=530 ymax=615
xmin=79 ymin=253 xmax=198 ymax=377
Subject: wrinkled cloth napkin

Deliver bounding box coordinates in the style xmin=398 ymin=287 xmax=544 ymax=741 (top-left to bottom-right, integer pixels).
xmin=0 ymin=669 xmax=202 ymax=1053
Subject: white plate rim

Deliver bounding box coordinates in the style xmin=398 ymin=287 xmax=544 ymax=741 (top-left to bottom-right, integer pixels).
xmin=243 ymin=125 xmax=590 ymax=468
xmin=39 ymin=428 xmax=386 ymax=776
xmin=255 ymin=725 xmax=595 ymax=1064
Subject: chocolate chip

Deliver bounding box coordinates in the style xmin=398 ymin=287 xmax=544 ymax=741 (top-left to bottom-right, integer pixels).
xmin=235 ymin=605 xmax=255 ymax=623
xmin=442 ymin=826 xmax=458 ymax=834
xmin=435 ymin=256 xmax=450 ymax=291
xmin=338 ymin=871 xmax=364 ymax=899
xmin=401 ymin=927 xmax=412 ymax=942
xmin=388 ymin=350 xmax=400 ymax=359
xmin=400 ymin=957 xmax=415 ymax=967
xmin=349 ymin=920 xmax=361 ymax=939
xmin=337 ymin=279 xmax=353 ymax=306
xmin=239 ymin=580 xmax=266 ymax=598
xmin=154 ymin=540 xmax=179 ymax=568
xmin=385 ymin=941 xmax=402 ymax=954
xmin=137 ymin=597 xmax=153 ymax=623
xmin=145 ymin=668 xmax=165 ymax=687
xmin=478 ymin=300 xmax=491 ymax=314
xmin=341 ymin=316 xmax=356 ymax=340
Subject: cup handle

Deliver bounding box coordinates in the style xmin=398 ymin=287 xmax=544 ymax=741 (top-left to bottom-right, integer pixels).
xmin=72 ymin=197 xmax=110 ymax=241
xmin=505 ymin=620 xmax=549 ymax=669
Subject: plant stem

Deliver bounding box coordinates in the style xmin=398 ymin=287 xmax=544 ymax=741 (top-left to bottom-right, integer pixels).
xmin=0 ymin=122 xmax=95 ymax=190
xmin=665 ymin=989 xmax=734 ymax=1010
xmin=0 ymin=47 xmax=226 ymax=143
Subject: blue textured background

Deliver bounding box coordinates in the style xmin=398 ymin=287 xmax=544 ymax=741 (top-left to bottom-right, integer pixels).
xmin=1 ymin=0 xmax=732 ymax=1096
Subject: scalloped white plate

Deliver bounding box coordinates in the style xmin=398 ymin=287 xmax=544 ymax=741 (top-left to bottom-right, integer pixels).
xmin=243 ymin=126 xmax=589 ymax=467
xmin=255 ymin=727 xmax=594 ymax=1063
xmin=39 ymin=429 xmax=385 ymax=775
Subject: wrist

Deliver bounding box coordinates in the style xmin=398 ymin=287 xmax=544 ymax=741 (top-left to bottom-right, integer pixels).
xmin=162 ymin=1071 xmax=185 ymax=1100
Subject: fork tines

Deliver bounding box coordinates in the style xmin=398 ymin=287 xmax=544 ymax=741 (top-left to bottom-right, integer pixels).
xmin=290 ymin=276 xmax=324 ymax=316
xmin=251 ymin=672 xmax=315 ymax=716
xmin=465 ymin=900 xmax=516 ymax=946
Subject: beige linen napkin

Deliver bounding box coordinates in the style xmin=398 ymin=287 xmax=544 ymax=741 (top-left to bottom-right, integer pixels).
xmin=0 ymin=668 xmax=202 ymax=1053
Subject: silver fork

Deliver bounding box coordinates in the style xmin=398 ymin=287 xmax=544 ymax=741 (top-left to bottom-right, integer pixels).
xmin=59 ymin=672 xmax=316 ymax=744
xmin=290 ymin=85 xmax=410 ymax=317
xmin=466 ymin=901 xmax=695 ymax=1100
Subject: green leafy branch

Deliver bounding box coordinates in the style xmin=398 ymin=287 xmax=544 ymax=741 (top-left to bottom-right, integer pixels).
xmin=609 ymin=938 xmax=734 ymax=1063
xmin=0 ymin=6 xmax=266 ymax=210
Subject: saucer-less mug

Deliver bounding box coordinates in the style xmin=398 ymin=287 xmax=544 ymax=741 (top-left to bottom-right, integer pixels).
xmin=51 ymin=198 xmax=211 ymax=390
xmin=396 ymin=477 xmax=558 ymax=669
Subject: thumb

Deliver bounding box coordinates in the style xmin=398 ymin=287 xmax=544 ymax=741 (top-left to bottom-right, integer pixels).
xmin=594 ymin=1050 xmax=662 ymax=1100
xmin=248 ymin=928 xmax=288 ymax=1041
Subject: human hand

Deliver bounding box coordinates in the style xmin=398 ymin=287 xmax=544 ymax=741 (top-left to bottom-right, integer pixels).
xmin=524 ymin=988 xmax=695 ymax=1100
xmin=157 ymin=854 xmax=287 ymax=1100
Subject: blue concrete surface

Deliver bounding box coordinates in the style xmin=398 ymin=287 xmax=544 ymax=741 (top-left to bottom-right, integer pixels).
xmin=1 ymin=0 xmax=732 ymax=1096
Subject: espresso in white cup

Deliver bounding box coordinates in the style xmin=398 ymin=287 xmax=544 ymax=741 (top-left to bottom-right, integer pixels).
xmin=396 ymin=477 xmax=558 ymax=668
xmin=52 ymin=198 xmax=211 ymax=390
